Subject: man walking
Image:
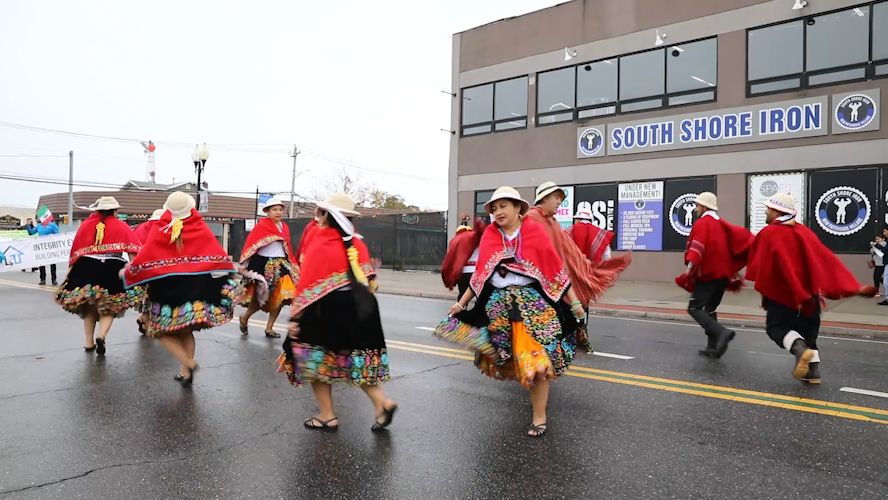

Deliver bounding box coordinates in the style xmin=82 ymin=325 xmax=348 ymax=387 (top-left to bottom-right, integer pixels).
xmin=745 ymin=193 xmax=875 ymax=384
xmin=676 ymin=192 xmax=753 ymax=358
xmin=32 ymin=208 xmax=60 ymax=286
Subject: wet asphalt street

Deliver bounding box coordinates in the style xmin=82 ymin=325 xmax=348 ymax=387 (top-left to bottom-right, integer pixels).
xmin=0 ymin=271 xmax=886 ymax=499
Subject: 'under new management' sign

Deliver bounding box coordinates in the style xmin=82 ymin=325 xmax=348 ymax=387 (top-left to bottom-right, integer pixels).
xmin=577 ymin=89 xmax=880 ymax=158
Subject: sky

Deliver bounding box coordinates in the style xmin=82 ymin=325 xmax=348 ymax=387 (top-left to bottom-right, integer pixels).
xmin=0 ymin=0 xmax=558 ymax=210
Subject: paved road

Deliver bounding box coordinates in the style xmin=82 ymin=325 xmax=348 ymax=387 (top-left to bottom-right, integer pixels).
xmin=0 ymin=272 xmax=886 ymax=498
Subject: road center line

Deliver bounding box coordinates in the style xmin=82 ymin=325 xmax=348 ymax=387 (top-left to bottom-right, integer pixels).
xmin=840 ymin=387 xmax=888 ymax=399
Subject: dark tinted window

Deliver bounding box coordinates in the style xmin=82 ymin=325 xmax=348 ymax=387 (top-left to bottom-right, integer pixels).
xmin=748 ymin=21 xmax=803 ymax=80
xmin=461 ymin=84 xmax=493 ymax=135
xmin=874 ymin=2 xmax=888 ymax=60
xmin=474 ymin=190 xmax=494 ymax=219
xmin=667 ymin=38 xmax=717 ymax=93
xmin=494 ymin=77 xmax=528 ymax=131
xmin=577 ymin=59 xmax=617 ymax=110
xmin=620 ymin=49 xmax=664 ymax=101
xmin=806 ymin=7 xmax=869 ymax=72
xmin=537 ymin=67 xmax=575 ymax=124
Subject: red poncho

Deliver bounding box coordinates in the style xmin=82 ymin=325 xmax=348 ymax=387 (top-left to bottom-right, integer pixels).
xmin=132 ymin=220 xmax=158 ymax=245
xmin=441 ymin=219 xmax=485 ymax=290
xmin=682 ymin=214 xmax=753 ymax=284
xmin=124 ymin=210 xmax=235 ymax=287
xmin=291 ymin=226 xmax=376 ymax=314
xmin=293 ymin=219 xmax=318 ymax=265
xmin=69 ymin=212 xmax=141 ymax=266
xmin=569 ymin=221 xmax=614 ymax=263
xmin=470 ymin=217 xmax=570 ymax=303
xmin=239 ymin=217 xmax=296 ymax=264
xmin=526 ymin=207 xmax=630 ymax=304
xmin=745 ymin=221 xmax=873 ymax=311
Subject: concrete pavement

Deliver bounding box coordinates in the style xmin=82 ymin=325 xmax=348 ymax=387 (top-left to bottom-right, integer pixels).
xmin=374 ymin=269 xmax=888 ymax=336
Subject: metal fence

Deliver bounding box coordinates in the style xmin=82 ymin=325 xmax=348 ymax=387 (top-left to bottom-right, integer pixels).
xmin=229 ymin=212 xmax=447 ymax=271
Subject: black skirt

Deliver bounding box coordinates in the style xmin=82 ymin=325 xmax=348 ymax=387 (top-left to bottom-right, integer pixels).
xmin=64 ymin=257 xmax=126 ymax=293
xmin=56 ymin=257 xmax=140 ymax=318
xmin=143 ymin=274 xmax=238 ymax=335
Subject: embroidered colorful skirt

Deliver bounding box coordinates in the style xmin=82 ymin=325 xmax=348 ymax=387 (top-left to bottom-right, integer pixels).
xmin=142 ymin=273 xmax=238 ymax=335
xmin=278 ymin=289 xmax=391 ymax=387
xmin=56 ymin=257 xmax=143 ymax=319
xmin=238 ymin=255 xmax=297 ymax=312
xmin=435 ymin=285 xmax=575 ymax=388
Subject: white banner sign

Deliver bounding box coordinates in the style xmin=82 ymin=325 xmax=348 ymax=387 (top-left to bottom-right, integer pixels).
xmin=748 ymin=173 xmax=805 ymax=234
xmin=0 ymin=232 xmax=75 ymax=272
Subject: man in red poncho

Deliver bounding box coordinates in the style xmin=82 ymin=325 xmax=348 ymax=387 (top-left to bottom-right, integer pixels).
xmin=441 ymin=215 xmax=484 ymax=297
xmin=675 ymin=192 xmax=753 ymax=359
xmin=569 ymin=202 xmax=613 ymax=263
xmin=746 ymin=193 xmax=876 ymax=384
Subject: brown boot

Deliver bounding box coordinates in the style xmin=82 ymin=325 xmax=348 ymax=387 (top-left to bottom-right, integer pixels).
xmin=789 ymin=339 xmax=813 ymax=380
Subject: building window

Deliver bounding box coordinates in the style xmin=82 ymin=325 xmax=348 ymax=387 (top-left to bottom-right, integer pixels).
xmin=537 ymin=67 xmax=575 ymax=125
xmin=667 ymin=38 xmax=717 ymax=106
xmin=619 ymin=48 xmax=665 ymax=113
xmin=748 ymin=3 xmax=884 ymax=96
xmin=577 ymin=59 xmax=617 ymax=119
xmin=493 ymin=77 xmax=528 ymax=131
xmin=474 ymin=190 xmax=494 ymax=219
xmin=461 ymin=84 xmax=493 ymax=136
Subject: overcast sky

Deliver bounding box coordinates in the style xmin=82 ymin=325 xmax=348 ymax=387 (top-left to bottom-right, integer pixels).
xmin=0 ymin=0 xmax=558 ymax=211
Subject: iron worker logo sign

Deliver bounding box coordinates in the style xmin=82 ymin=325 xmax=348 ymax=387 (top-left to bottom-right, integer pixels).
xmin=815 ymin=186 xmax=871 ymax=237
xmin=576 ymin=127 xmax=605 ymax=158
xmin=835 ymin=94 xmax=877 ymax=131
xmin=669 ymin=193 xmax=698 ymax=237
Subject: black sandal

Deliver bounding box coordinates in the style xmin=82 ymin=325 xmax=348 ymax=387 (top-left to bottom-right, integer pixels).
xmin=304 ymin=416 xmax=339 ymax=431
xmin=371 ymin=404 xmax=398 ymax=432
xmin=265 ymin=330 xmax=281 ymax=338
xmin=527 ymin=422 xmax=547 ymax=438
xmin=136 ymin=318 xmax=147 ymax=336
xmin=239 ymin=316 xmax=249 ymax=336
xmin=95 ymin=337 xmax=106 ymax=357
xmin=84 ymin=345 xmax=96 ymax=353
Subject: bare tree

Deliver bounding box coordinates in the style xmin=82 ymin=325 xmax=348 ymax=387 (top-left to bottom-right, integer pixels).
xmin=312 ymin=166 xmax=372 ymax=206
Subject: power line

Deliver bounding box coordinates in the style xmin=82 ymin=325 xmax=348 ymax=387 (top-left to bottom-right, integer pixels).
xmin=0 ymin=154 xmax=68 ymax=158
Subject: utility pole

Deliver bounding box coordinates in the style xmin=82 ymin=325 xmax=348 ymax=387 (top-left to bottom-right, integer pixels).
xmin=67 ymin=151 xmax=74 ymax=227
xmin=289 ymin=145 xmax=300 ymax=218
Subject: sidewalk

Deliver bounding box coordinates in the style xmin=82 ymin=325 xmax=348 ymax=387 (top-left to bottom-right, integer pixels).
xmin=375 ymin=269 xmax=888 ymax=337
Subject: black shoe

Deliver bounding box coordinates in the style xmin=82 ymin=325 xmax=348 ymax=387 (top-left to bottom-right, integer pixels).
xmin=38 ymin=281 xmax=46 ymax=286
xmin=51 ymin=280 xmax=58 ymax=286
xmin=698 ymin=333 xmax=718 ymax=357
xmin=879 ymin=300 xmax=888 ymax=306
xmin=711 ymin=330 xmax=735 ymax=359
xmin=801 ymin=362 xmax=821 ymax=385
xmin=789 ymin=339 xmax=813 ymax=380
xmin=95 ymin=337 xmax=106 ymax=357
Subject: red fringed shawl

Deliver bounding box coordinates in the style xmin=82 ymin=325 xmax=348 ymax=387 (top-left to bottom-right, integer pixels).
xmin=569 ymin=222 xmax=614 ymax=263
xmin=441 ymin=218 xmax=485 ymax=289
xmin=132 ymin=220 xmax=157 ymax=245
xmin=123 ymin=210 xmax=236 ymax=287
xmin=239 ymin=217 xmax=296 ymax=264
xmin=470 ymin=217 xmax=570 ymax=303
xmin=69 ymin=212 xmax=141 ymax=266
xmin=291 ymin=226 xmax=376 ymax=314
xmin=678 ymin=215 xmax=753 ymax=290
xmin=746 ymin=222 xmax=870 ymax=311
xmin=293 ymin=219 xmax=318 ymax=265
xmin=526 ymin=207 xmax=630 ymax=304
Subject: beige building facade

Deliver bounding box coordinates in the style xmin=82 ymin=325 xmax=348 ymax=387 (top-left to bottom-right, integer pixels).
xmin=449 ymin=0 xmax=888 ymax=283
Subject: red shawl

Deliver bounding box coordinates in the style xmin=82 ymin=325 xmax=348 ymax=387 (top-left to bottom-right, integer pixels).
xmin=745 ymin=222 xmax=873 ymax=311
xmin=132 ymin=220 xmax=157 ymax=245
xmin=441 ymin=218 xmax=485 ymax=289
xmin=677 ymin=215 xmax=753 ymax=291
xmin=69 ymin=212 xmax=141 ymax=266
xmin=291 ymin=226 xmax=376 ymax=314
xmin=526 ymin=207 xmax=630 ymax=304
xmin=239 ymin=217 xmax=295 ymax=264
xmin=293 ymin=219 xmax=318 ymax=265
xmin=569 ymin=221 xmax=614 ymax=263
xmin=470 ymin=217 xmax=570 ymax=303
xmin=124 ymin=210 xmax=236 ymax=287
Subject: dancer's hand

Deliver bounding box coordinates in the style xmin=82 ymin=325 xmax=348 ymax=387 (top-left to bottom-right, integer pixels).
xmin=448 ymin=302 xmax=465 ymax=317
xmin=570 ymin=301 xmax=585 ymax=322
xmin=287 ymin=321 xmax=301 ymax=339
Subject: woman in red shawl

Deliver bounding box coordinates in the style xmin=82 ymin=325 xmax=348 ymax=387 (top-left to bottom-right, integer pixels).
xmin=237 ymin=197 xmax=298 ymax=338
xmin=123 ymin=192 xmax=238 ymax=386
xmin=279 ymin=193 xmax=397 ymax=433
xmin=56 ymin=196 xmax=142 ymax=356
xmin=435 ymin=187 xmax=585 ymax=438
xmin=440 ymin=215 xmax=485 ymax=297
xmin=132 ymin=208 xmax=165 ymax=335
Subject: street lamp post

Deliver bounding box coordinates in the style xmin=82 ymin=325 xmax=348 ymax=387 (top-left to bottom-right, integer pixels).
xmin=192 ymin=143 xmax=209 ymax=210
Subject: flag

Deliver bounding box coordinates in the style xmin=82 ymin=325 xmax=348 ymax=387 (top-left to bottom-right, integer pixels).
xmin=36 ymin=206 xmax=54 ymax=226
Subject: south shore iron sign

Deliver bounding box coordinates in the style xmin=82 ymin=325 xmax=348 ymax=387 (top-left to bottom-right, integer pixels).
xmin=577 ymin=90 xmax=880 ymax=158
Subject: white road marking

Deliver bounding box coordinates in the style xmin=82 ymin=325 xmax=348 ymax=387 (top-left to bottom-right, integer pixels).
xmin=592 ymin=351 xmax=634 ymax=360
xmin=840 ymin=387 xmax=888 ymax=399
xmin=415 ymin=326 xmax=436 ymax=331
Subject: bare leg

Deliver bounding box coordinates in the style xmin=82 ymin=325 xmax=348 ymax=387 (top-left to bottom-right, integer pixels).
xmin=528 ymin=380 xmax=550 ymax=435
xmin=265 ymin=305 xmax=282 ymax=334
xmin=360 ymin=384 xmax=396 ymax=417
xmin=181 ymin=328 xmax=196 ymax=361
xmin=83 ymin=307 xmax=98 ymax=348
xmin=310 ymin=382 xmax=336 ymax=420
xmin=96 ymin=315 xmax=114 ymax=341
xmin=158 ymin=334 xmax=191 ymax=377
xmin=239 ymin=298 xmax=260 ymax=333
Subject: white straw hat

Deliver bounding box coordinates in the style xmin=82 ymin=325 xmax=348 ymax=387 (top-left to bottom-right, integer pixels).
xmin=763 ymin=192 xmax=797 ymax=216
xmin=694 ymin=192 xmax=718 ymax=211
xmin=484 ymin=186 xmax=529 ymax=214
xmin=317 ymin=193 xmax=360 ymax=217
xmin=148 ymin=209 xmax=165 ymax=221
xmin=534 ymin=181 xmax=566 ymax=204
xmin=163 ymin=191 xmax=196 ymax=220
xmin=261 ymin=196 xmax=286 ymax=212
xmin=573 ymin=201 xmax=594 ymax=220
xmin=88 ymin=196 xmax=121 ymax=211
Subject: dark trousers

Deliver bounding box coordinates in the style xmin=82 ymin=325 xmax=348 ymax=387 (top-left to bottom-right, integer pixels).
xmin=457 ymin=273 xmax=472 ymax=299
xmin=687 ymin=278 xmax=730 ymax=337
xmin=39 ymin=264 xmax=57 ymax=283
xmin=875 ymin=266 xmax=885 ymax=290
xmin=764 ymin=298 xmax=820 ymax=350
